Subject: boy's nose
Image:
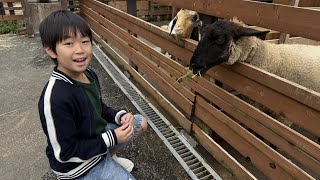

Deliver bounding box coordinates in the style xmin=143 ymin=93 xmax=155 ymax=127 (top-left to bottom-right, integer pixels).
xmin=75 ymin=43 xmax=84 ymax=53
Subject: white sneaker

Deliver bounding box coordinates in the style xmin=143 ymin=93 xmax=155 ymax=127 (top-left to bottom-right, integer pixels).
xmin=112 ymin=155 xmax=134 ymax=172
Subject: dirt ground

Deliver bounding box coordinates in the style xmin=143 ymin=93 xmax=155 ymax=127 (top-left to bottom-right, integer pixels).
xmin=0 ymin=34 xmax=191 ymax=180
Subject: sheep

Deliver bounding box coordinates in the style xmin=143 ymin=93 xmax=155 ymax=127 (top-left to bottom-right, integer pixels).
xmin=189 ymin=18 xmax=320 ymax=93
xmin=160 ymin=9 xmax=202 ymax=59
xmin=189 ymin=18 xmax=320 ymax=144
xmin=161 ymin=9 xmax=202 ymax=41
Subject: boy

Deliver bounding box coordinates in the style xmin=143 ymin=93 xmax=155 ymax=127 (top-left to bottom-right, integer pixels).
xmin=38 ymin=10 xmax=148 ymax=179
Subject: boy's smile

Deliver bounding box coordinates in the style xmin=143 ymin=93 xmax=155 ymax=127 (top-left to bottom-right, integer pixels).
xmin=46 ymin=31 xmax=92 ymax=81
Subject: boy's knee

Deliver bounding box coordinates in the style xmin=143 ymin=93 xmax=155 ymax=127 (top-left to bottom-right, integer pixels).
xmin=141 ymin=117 xmax=148 ymax=132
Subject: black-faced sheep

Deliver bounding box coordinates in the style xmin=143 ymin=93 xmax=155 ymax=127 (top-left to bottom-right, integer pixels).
xmin=190 ymin=18 xmax=320 ymax=93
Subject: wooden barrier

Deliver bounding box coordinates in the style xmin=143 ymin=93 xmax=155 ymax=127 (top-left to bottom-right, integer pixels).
xmin=0 ymin=0 xmax=24 ymax=22
xmin=61 ymin=0 xmax=80 ymax=12
xmin=106 ymin=0 xmax=172 ymax=21
xmin=79 ymin=0 xmax=320 ymax=179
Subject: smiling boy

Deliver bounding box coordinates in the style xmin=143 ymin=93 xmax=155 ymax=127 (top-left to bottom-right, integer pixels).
xmin=38 ymin=10 xmax=147 ymax=179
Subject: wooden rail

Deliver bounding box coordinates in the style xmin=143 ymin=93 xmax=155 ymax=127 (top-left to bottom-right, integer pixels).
xmin=152 ymin=0 xmax=320 ymax=41
xmin=0 ymin=0 xmax=23 ymax=22
xmin=79 ymin=0 xmax=320 ymax=179
xmin=106 ymin=0 xmax=172 ymax=21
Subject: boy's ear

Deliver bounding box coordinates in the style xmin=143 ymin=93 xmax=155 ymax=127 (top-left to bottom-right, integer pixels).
xmin=44 ymin=47 xmax=57 ymax=59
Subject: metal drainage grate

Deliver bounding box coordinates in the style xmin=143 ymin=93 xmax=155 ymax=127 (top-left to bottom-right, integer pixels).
xmin=93 ymin=42 xmax=222 ymax=180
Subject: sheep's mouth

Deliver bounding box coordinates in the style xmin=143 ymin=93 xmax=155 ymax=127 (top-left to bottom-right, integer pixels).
xmin=189 ymin=66 xmax=208 ymax=76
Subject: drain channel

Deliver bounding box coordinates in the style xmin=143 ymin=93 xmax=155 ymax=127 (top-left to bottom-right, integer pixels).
xmin=93 ymin=43 xmax=222 ymax=180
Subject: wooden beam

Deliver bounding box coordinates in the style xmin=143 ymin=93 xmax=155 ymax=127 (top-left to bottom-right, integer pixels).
xmin=192 ymin=125 xmax=257 ymax=180
xmin=195 ymin=97 xmax=313 ymax=179
xmin=152 ymin=0 xmax=320 ymax=41
xmin=186 ymin=77 xmax=320 ymax=174
xmin=0 ymin=0 xmax=22 ymax=2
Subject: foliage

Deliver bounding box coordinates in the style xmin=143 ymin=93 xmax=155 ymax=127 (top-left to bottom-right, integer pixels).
xmin=0 ymin=21 xmax=22 ymax=34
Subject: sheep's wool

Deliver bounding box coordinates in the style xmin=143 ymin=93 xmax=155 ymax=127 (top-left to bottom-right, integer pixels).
xmin=227 ymin=36 xmax=320 ymax=93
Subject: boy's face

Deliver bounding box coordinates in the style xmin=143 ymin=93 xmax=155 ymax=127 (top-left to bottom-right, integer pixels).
xmin=46 ymin=31 xmax=92 ymax=78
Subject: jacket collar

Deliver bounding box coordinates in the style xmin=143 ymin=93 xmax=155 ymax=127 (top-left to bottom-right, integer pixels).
xmin=51 ymin=66 xmax=75 ymax=84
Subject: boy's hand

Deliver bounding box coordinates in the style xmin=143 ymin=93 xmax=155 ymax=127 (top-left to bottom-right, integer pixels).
xmin=120 ymin=113 xmax=134 ymax=127
xmin=114 ymin=123 xmax=134 ymax=144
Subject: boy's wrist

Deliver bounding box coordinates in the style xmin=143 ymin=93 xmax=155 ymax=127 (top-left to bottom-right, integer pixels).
xmin=115 ymin=110 xmax=127 ymax=125
xmin=101 ymin=130 xmax=118 ymax=147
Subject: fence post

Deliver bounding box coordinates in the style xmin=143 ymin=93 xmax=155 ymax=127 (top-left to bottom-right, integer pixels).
xmin=127 ymin=0 xmax=136 ymax=16
xmin=22 ymin=0 xmax=34 ymax=37
xmin=0 ymin=2 xmax=4 ymax=15
xmin=69 ymin=1 xmax=74 ymax=12
xmin=60 ymin=0 xmax=68 ymax=10
xmin=126 ymin=0 xmax=138 ymax=71
xmin=8 ymin=2 xmax=14 ymax=15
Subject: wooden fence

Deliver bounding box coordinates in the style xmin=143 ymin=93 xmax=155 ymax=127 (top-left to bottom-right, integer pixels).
xmin=61 ymin=0 xmax=80 ymax=13
xmin=106 ymin=0 xmax=172 ymax=21
xmin=0 ymin=0 xmax=24 ymax=21
xmin=79 ymin=0 xmax=320 ymax=179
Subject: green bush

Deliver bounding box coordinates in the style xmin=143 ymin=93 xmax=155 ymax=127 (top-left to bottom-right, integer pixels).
xmin=0 ymin=21 xmax=22 ymax=34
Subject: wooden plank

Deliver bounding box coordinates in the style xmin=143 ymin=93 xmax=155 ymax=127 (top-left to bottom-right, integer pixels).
xmin=108 ymin=1 xmax=149 ymax=12
xmin=205 ymin=65 xmax=320 ymax=137
xmin=0 ymin=0 xmax=22 ymax=2
xmin=137 ymin=9 xmax=171 ymax=16
xmin=277 ymin=0 xmax=299 ymax=44
xmin=67 ymin=5 xmax=80 ymax=9
xmin=1 ymin=14 xmax=23 ymax=20
xmin=82 ymin=0 xmax=193 ymax=66
xmin=228 ymin=63 xmax=320 ymax=112
xmin=91 ymin=30 xmax=192 ymax=132
xmin=3 ymin=7 xmax=22 ymax=10
xmin=195 ymin=96 xmax=313 ymax=179
xmin=275 ymin=0 xmax=320 ymax=6
xmin=266 ymin=37 xmax=320 ymax=45
xmin=108 ymin=1 xmax=126 ymax=11
xmin=186 ymin=77 xmax=320 ymax=174
xmin=152 ymin=0 xmax=320 ymax=41
xmin=127 ymin=43 xmax=196 ymax=102
xmin=192 ymin=125 xmax=258 ymax=180
xmin=81 ymin=6 xmax=194 ymax=117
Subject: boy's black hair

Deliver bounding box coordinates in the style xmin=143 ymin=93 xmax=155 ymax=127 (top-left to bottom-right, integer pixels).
xmin=39 ymin=10 xmax=92 ymax=63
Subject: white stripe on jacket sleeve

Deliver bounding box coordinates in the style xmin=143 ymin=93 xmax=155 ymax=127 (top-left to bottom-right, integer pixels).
xmin=44 ymin=78 xmax=84 ymax=163
xmin=101 ymin=130 xmax=116 ymax=147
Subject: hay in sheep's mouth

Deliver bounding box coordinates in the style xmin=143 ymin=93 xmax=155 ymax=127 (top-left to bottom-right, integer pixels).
xmin=175 ymin=69 xmax=201 ymax=83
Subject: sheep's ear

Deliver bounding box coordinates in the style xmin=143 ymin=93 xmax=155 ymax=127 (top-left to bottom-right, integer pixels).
xmin=235 ymin=27 xmax=269 ymax=39
xmin=169 ymin=16 xmax=178 ymax=34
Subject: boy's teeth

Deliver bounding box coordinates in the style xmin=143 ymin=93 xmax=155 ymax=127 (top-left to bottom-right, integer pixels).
xmin=74 ymin=58 xmax=85 ymax=62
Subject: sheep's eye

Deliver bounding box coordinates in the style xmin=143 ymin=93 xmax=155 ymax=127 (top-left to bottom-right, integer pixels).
xmin=192 ymin=14 xmax=198 ymax=21
xmin=215 ymin=36 xmax=225 ymax=45
xmin=208 ymin=33 xmax=218 ymax=41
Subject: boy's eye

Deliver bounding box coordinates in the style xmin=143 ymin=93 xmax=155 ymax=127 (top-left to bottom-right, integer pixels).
xmin=82 ymin=40 xmax=90 ymax=44
xmin=64 ymin=42 xmax=73 ymax=46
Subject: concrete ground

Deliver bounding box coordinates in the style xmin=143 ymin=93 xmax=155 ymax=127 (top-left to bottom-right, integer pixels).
xmin=0 ymin=34 xmax=190 ymax=180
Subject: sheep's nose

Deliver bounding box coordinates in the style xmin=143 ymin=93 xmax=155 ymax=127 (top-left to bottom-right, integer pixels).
xmin=190 ymin=63 xmax=196 ymax=69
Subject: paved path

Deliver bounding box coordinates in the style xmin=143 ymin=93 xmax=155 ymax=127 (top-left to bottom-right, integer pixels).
xmin=0 ymin=34 xmax=54 ymax=179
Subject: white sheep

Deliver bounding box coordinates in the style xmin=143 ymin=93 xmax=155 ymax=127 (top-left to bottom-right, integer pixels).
xmin=161 ymin=9 xmax=202 ymax=41
xmin=190 ymin=18 xmax=320 ymax=93
xmin=160 ymin=9 xmax=202 ymax=58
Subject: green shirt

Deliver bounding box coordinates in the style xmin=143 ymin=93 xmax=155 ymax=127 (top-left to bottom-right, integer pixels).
xmin=76 ymin=71 xmax=107 ymax=133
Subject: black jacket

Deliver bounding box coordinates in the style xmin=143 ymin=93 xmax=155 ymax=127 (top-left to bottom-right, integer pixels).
xmin=38 ymin=67 xmax=126 ymax=179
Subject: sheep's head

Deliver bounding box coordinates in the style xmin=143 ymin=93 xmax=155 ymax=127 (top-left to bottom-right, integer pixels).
xmin=169 ymin=9 xmax=202 ymax=39
xmin=189 ymin=19 xmax=269 ymax=75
